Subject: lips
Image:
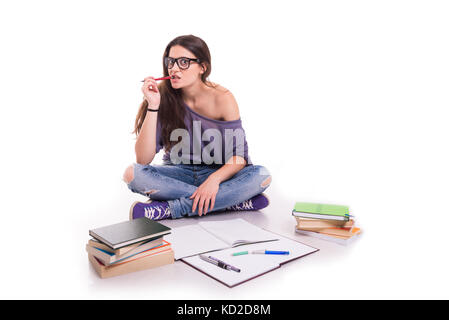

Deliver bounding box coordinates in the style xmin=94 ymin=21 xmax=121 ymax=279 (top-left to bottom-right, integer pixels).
xmin=171 ymin=74 xmax=181 ymax=80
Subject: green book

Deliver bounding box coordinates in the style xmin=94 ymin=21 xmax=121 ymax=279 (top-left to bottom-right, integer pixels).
xmin=292 ymin=202 xmax=350 ymax=221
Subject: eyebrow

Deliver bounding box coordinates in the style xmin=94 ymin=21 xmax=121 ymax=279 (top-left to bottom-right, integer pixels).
xmin=167 ymin=56 xmax=196 ymax=59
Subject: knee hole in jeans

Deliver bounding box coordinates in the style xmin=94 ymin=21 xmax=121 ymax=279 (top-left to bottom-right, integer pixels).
xmin=261 ymin=175 xmax=272 ymax=188
xmin=123 ymin=164 xmax=135 ymax=184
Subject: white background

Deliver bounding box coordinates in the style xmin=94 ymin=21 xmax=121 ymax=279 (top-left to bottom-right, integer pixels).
xmin=1 ymin=0 xmax=448 ymax=299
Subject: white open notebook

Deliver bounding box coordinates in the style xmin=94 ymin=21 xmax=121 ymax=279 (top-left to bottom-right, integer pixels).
xmin=163 ymin=218 xmax=318 ymax=287
xmin=182 ymin=235 xmax=318 ymax=288
xmin=164 ymin=218 xmax=280 ymax=260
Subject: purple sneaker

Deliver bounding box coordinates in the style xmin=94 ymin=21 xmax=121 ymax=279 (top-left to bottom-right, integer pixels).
xmin=225 ymin=193 xmax=270 ymax=211
xmin=129 ymin=200 xmax=172 ymax=221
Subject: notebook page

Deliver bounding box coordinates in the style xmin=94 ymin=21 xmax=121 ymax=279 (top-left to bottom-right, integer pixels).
xmin=198 ymin=219 xmax=279 ymax=247
xmin=164 ymin=224 xmax=229 ymax=260
xmin=182 ymin=236 xmax=318 ymax=287
xmin=182 ymin=250 xmax=279 ymax=288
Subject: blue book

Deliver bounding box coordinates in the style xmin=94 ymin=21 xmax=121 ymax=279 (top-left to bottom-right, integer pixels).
xmin=86 ymin=237 xmax=169 ymax=265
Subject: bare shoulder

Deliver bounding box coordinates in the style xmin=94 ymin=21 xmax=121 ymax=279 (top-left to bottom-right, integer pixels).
xmin=212 ymin=84 xmax=240 ymax=121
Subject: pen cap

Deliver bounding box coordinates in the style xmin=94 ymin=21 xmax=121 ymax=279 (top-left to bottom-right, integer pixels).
xmin=232 ymin=251 xmax=249 ymax=256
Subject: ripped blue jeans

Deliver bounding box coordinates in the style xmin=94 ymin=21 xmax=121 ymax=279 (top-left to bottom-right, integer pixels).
xmin=126 ymin=163 xmax=271 ymax=219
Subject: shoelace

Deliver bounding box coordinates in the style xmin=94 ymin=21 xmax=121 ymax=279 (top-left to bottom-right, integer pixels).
xmin=144 ymin=205 xmax=171 ymax=220
xmin=226 ymin=199 xmax=254 ymax=211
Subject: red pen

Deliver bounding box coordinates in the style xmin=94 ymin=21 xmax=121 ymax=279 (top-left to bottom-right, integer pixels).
xmin=141 ymin=76 xmax=174 ymax=82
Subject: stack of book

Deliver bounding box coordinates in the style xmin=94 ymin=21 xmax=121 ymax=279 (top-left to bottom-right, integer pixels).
xmin=292 ymin=202 xmax=362 ymax=245
xmin=86 ymin=217 xmax=174 ymax=278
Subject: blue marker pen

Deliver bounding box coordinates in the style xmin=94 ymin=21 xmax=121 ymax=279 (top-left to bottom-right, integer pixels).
xmin=252 ymin=250 xmax=290 ymax=255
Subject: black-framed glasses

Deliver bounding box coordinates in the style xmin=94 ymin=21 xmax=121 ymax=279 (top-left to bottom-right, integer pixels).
xmin=164 ymin=56 xmax=201 ymax=70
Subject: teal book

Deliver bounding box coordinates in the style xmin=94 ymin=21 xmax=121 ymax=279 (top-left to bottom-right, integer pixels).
xmin=292 ymin=202 xmax=350 ymax=221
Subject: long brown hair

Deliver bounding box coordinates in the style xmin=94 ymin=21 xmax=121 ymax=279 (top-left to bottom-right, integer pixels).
xmin=133 ymin=34 xmax=217 ymax=151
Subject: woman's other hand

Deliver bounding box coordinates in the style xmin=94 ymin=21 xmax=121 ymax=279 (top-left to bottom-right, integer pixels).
xmin=141 ymin=76 xmax=160 ymax=108
xmin=190 ymin=176 xmax=220 ymax=216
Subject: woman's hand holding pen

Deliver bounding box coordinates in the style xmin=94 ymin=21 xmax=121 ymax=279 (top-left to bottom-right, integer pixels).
xmin=141 ymin=76 xmax=160 ymax=108
xmin=190 ymin=176 xmax=220 ymax=216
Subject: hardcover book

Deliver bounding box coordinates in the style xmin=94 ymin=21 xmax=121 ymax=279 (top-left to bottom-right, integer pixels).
xmin=88 ymin=248 xmax=174 ymax=278
xmin=292 ymin=202 xmax=350 ymax=221
xmin=86 ymin=238 xmax=168 ymax=265
xmin=89 ymin=218 xmax=171 ymax=249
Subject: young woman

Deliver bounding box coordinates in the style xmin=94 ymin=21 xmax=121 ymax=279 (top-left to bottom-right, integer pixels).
xmin=123 ymin=35 xmax=271 ymax=220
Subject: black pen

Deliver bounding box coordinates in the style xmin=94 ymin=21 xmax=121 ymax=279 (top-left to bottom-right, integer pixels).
xmin=199 ymin=254 xmax=241 ymax=273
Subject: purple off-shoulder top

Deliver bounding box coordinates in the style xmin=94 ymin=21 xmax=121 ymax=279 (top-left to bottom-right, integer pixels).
xmin=155 ymin=102 xmax=251 ymax=165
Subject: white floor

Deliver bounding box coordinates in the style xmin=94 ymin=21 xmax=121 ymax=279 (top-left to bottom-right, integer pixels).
xmin=86 ymin=193 xmax=367 ymax=300
xmin=2 ymin=180 xmax=447 ymax=300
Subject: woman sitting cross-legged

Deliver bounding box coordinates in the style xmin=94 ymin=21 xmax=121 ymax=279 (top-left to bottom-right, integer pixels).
xmin=123 ymin=34 xmax=271 ymax=221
